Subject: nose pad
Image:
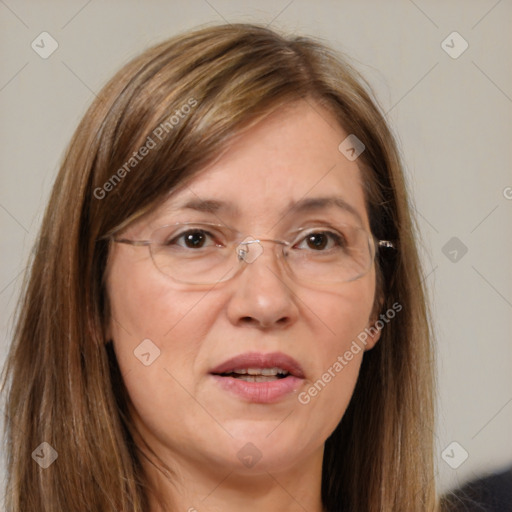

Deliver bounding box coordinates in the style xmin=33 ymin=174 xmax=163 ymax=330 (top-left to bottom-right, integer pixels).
xmin=236 ymin=237 xmax=264 ymax=264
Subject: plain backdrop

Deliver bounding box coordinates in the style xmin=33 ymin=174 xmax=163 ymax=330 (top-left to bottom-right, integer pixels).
xmin=1 ymin=0 xmax=511 ymax=500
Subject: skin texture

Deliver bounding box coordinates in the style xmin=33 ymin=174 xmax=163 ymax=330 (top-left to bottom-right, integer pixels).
xmin=105 ymin=100 xmax=381 ymax=512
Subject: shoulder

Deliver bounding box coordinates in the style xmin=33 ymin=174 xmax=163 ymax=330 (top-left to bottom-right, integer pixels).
xmin=440 ymin=466 xmax=512 ymax=512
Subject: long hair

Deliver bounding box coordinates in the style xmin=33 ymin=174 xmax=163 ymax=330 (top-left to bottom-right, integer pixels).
xmin=1 ymin=23 xmax=438 ymax=511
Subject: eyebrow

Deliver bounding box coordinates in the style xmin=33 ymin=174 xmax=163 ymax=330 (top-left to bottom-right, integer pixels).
xmin=174 ymin=196 xmax=364 ymax=225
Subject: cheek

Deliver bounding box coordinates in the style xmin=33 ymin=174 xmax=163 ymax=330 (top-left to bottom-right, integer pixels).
xmin=107 ymin=251 xmax=212 ymax=344
xmin=311 ymin=270 xmax=376 ymax=350
xmin=298 ymin=325 xmax=365 ymax=446
xmin=105 ymin=255 xmax=221 ymax=397
xmin=117 ymin=355 xmax=218 ymax=461
xmin=106 ymin=265 xmax=223 ymax=453
xmin=300 ymin=356 xmax=362 ymax=449
xmin=296 ymin=274 xmax=375 ymax=435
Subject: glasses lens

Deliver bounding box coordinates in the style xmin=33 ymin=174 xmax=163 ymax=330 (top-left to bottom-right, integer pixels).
xmin=149 ymin=223 xmax=237 ymax=284
xmin=287 ymin=223 xmax=374 ymax=285
xmin=148 ymin=222 xmax=374 ymax=285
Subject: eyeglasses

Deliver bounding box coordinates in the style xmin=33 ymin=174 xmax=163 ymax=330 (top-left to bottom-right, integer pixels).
xmin=108 ymin=221 xmax=395 ymax=286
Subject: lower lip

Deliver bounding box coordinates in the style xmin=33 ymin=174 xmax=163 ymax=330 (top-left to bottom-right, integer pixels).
xmin=210 ymin=374 xmax=303 ymax=403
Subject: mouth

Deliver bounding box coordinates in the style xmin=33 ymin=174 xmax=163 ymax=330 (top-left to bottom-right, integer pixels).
xmin=210 ymin=352 xmax=305 ymax=403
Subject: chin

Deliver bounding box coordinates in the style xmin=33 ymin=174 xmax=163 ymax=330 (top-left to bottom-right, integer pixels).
xmin=205 ymin=428 xmax=316 ymax=473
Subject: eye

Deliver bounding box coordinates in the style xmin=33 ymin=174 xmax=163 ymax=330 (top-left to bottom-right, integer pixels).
xmin=294 ymin=230 xmax=348 ymax=251
xmin=166 ymin=229 xmax=219 ymax=249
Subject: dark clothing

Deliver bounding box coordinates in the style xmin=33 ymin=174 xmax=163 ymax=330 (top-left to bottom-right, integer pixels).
xmin=441 ymin=467 xmax=512 ymax=512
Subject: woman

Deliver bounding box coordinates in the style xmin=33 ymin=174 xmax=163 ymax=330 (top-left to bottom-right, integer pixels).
xmin=1 ymin=23 xmax=439 ymax=511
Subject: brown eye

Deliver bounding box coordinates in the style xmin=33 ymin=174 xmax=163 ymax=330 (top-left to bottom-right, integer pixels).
xmin=295 ymin=230 xmax=347 ymax=251
xmin=168 ymin=229 xmax=214 ymax=249
xmin=184 ymin=231 xmax=208 ymax=248
xmin=305 ymin=233 xmax=328 ymax=250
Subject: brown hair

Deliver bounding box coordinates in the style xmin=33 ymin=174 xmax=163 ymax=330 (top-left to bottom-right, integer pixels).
xmin=1 ymin=22 xmax=439 ymax=511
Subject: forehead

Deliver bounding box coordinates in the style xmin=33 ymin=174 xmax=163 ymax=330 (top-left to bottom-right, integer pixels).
xmin=146 ymin=100 xmax=369 ymax=231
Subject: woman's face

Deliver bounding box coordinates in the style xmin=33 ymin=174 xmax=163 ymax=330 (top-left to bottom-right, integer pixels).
xmin=105 ymin=100 xmax=381 ymax=479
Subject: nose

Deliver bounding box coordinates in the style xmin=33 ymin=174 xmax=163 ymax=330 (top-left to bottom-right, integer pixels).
xmin=225 ymin=239 xmax=299 ymax=329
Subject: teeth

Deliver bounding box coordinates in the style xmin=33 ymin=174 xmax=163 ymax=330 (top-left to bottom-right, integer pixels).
xmin=232 ymin=367 xmax=289 ymax=376
xmin=236 ymin=375 xmax=280 ymax=382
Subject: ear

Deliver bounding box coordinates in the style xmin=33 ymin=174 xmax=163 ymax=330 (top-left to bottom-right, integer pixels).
xmin=363 ymin=298 xmax=385 ymax=351
xmin=104 ymin=321 xmax=112 ymax=343
xmin=363 ymin=320 xmax=382 ymax=351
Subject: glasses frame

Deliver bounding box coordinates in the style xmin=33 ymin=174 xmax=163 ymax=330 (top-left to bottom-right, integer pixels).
xmin=107 ymin=221 xmax=396 ymax=286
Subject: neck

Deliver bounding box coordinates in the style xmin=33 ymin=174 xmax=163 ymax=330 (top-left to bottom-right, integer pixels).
xmin=141 ymin=443 xmax=325 ymax=512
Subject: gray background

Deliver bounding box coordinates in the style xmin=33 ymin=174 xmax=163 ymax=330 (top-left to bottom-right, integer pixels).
xmin=1 ymin=0 xmax=511 ymax=499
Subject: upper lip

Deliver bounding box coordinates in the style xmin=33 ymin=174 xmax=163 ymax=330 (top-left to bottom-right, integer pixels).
xmin=210 ymin=352 xmax=305 ymax=378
